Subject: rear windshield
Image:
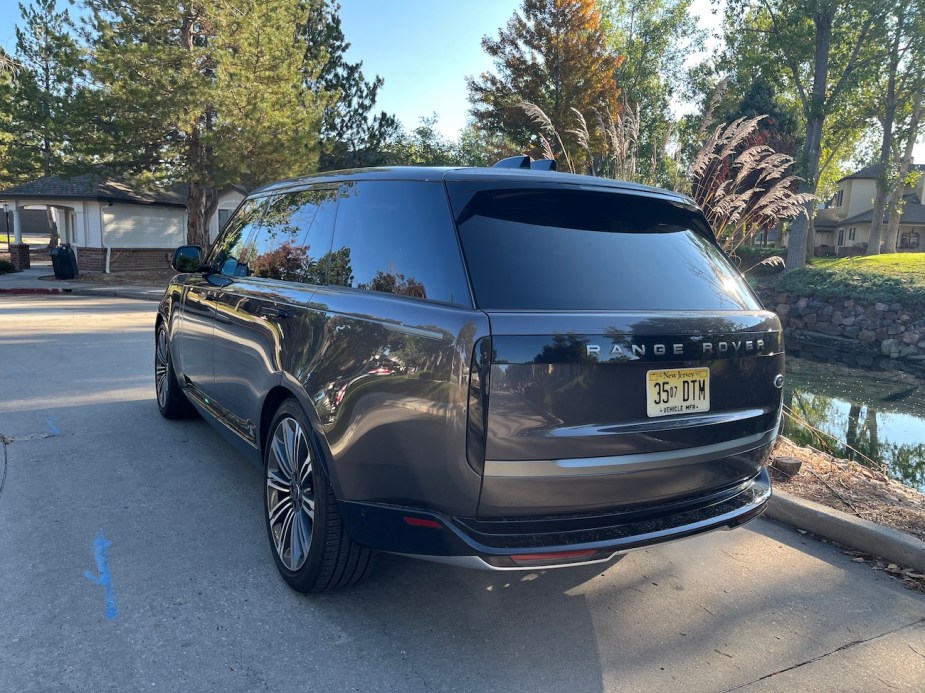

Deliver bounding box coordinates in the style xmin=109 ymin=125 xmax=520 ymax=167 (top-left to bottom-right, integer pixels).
xmin=447 ymin=184 xmax=761 ymax=311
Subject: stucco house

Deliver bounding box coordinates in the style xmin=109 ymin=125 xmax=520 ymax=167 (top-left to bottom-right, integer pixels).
xmin=813 ymin=163 xmax=925 ymax=257
xmin=0 ymin=171 xmax=245 ymax=271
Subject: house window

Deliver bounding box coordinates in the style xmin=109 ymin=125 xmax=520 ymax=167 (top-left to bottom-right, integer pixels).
xmin=217 ymin=208 xmax=233 ymax=231
xmin=837 ymin=228 xmax=844 ymax=246
xmin=848 ymin=227 xmax=856 ymax=241
xmin=836 ymin=189 xmax=844 ymax=208
xmin=899 ymin=231 xmax=920 ymax=249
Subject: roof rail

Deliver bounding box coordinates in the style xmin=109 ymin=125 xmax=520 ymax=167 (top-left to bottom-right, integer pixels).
xmin=491 ymin=155 xmax=557 ymax=172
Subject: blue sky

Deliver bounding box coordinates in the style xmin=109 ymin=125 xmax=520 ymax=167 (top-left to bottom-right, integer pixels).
xmin=337 ymin=0 xmax=521 ymax=138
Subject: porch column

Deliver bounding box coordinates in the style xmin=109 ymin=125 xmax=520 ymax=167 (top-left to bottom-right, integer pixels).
xmin=12 ymin=203 xmax=22 ymax=244
xmin=9 ymin=203 xmax=30 ymax=270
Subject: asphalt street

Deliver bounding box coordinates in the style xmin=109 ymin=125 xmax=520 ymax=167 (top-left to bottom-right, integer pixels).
xmin=1 ymin=295 xmax=923 ymax=692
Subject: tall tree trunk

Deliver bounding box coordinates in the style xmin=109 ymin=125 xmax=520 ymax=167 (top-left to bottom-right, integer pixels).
xmin=867 ymin=8 xmax=905 ymax=256
xmin=186 ymin=181 xmax=208 ymax=248
xmin=786 ymin=10 xmax=832 ymax=271
xmin=46 ymin=207 xmax=59 ymax=248
xmin=885 ymin=84 xmax=923 ymax=251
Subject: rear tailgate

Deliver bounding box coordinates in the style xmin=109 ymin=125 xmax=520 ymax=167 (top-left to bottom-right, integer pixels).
xmin=446 ymin=177 xmax=784 ymax=517
xmin=476 ymin=311 xmax=782 ymax=515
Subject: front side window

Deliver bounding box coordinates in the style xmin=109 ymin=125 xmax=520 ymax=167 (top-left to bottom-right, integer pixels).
xmin=328 ymin=180 xmax=471 ymax=306
xmin=209 ymin=197 xmax=267 ymax=277
xmin=249 ymin=187 xmax=338 ymax=284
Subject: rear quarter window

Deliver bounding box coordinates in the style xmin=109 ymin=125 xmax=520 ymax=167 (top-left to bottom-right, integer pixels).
xmin=328 ymin=180 xmax=471 ymax=307
xmin=447 ymin=184 xmax=760 ymax=312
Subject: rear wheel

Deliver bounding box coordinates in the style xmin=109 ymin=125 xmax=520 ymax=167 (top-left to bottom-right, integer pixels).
xmin=264 ymin=399 xmax=377 ymax=592
xmin=155 ymin=322 xmax=196 ymax=419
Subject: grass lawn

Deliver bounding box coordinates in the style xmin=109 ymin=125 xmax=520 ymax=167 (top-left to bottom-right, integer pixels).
xmin=775 ymin=253 xmax=925 ymax=307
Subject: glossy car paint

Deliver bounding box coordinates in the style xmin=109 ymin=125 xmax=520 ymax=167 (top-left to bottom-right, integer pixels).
xmin=157 ymin=166 xmax=783 ymax=564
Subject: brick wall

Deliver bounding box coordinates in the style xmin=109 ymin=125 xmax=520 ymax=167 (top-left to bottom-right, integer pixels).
xmin=75 ymin=247 xmax=176 ymax=273
xmin=7 ymin=243 xmax=31 ymax=270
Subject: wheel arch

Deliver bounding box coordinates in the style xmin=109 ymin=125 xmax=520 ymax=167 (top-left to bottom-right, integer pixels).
xmin=260 ymin=385 xmax=338 ymax=493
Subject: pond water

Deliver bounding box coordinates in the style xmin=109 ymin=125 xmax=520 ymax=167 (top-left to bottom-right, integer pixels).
xmin=783 ymin=357 xmax=925 ymax=492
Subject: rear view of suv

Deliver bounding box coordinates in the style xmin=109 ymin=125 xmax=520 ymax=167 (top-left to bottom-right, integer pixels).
xmin=155 ymin=159 xmax=783 ymax=592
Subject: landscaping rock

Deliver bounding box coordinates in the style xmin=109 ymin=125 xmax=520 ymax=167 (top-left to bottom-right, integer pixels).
xmin=771 ymin=456 xmax=803 ymax=476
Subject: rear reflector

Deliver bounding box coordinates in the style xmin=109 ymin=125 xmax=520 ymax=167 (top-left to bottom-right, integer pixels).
xmin=403 ymin=516 xmax=442 ymax=529
xmin=509 ymin=549 xmax=598 ymax=566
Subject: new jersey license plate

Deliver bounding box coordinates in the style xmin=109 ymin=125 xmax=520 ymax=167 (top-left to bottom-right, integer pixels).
xmin=646 ymin=367 xmax=710 ymax=417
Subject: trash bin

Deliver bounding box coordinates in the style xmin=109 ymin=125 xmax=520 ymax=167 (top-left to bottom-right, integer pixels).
xmin=50 ymin=244 xmax=79 ymax=280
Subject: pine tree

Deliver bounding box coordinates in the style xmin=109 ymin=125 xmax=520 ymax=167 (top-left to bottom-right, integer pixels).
xmin=1 ymin=0 xmax=83 ymax=184
xmin=300 ymin=0 xmax=399 ymax=170
xmin=84 ymin=0 xmax=328 ymax=247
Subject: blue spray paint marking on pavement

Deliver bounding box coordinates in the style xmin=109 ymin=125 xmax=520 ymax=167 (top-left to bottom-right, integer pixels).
xmin=84 ymin=532 xmax=118 ymax=620
xmin=46 ymin=417 xmax=60 ymax=436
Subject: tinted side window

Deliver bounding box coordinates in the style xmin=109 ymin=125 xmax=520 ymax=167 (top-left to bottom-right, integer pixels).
xmin=448 ymin=184 xmax=761 ymax=311
xmin=250 ymin=187 xmax=338 ymax=284
xmin=209 ymin=197 xmax=267 ymax=277
xmin=329 ymin=181 xmax=471 ymax=306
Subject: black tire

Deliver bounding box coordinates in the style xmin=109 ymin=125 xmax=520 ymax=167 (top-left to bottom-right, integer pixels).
xmin=154 ymin=321 xmax=196 ymax=419
xmin=263 ymin=398 xmax=377 ymax=592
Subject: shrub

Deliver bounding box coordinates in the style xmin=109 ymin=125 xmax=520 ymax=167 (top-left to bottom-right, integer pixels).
xmin=0 ymin=259 xmax=15 ymax=274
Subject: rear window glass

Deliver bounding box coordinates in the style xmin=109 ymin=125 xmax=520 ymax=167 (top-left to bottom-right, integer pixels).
xmin=448 ymin=184 xmax=760 ymax=311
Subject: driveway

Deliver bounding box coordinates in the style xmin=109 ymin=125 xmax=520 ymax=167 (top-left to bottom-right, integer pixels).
xmin=0 ymin=295 xmax=923 ymax=692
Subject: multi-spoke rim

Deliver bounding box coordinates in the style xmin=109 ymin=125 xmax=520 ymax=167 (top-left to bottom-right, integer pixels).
xmin=266 ymin=416 xmax=315 ymax=572
xmin=155 ymin=328 xmax=169 ymax=408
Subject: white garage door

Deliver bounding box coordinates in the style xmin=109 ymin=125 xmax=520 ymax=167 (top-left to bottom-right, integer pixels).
xmin=102 ymin=204 xmax=185 ymax=248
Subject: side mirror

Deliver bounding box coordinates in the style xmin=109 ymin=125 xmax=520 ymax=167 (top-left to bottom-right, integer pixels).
xmin=172 ymin=245 xmax=204 ymax=273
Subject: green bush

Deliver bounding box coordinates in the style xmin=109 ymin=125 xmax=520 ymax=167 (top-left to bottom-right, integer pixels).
xmin=0 ymin=259 xmax=15 ymax=274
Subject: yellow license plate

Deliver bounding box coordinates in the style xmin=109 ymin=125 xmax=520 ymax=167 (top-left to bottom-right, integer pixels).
xmin=646 ymin=367 xmax=710 ymax=417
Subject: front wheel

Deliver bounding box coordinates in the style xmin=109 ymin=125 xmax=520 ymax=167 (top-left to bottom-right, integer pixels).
xmin=264 ymin=399 xmax=377 ymax=592
xmin=154 ymin=322 xmax=196 ymax=419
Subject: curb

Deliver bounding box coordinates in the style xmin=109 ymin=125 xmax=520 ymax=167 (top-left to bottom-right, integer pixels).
xmin=70 ymin=288 xmax=162 ymax=302
xmin=767 ymin=490 xmax=925 ymax=572
xmin=0 ymin=287 xmax=67 ymax=295
xmin=0 ymin=287 xmax=161 ymax=301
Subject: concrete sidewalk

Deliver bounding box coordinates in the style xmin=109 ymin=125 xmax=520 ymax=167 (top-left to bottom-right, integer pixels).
xmin=0 ymin=265 xmax=164 ymax=301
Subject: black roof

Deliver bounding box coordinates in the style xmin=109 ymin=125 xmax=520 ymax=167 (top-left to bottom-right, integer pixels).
xmin=0 ymin=171 xmax=187 ymax=207
xmin=841 ymin=194 xmax=925 ymax=226
xmin=813 ymin=207 xmax=841 ymax=230
xmin=838 ymin=163 xmax=925 ymax=182
xmin=250 ymin=166 xmax=698 ymax=209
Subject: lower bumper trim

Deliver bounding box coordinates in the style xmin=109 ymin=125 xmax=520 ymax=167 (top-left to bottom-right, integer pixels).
xmin=338 ymin=468 xmax=771 ymax=564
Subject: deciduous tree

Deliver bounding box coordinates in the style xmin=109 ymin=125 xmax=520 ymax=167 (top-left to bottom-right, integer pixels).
xmin=724 ymin=0 xmax=886 ymax=269
xmin=467 ymin=0 xmax=622 ymax=169
xmin=598 ymin=0 xmax=704 ymax=185
xmin=866 ymin=0 xmax=925 ymax=255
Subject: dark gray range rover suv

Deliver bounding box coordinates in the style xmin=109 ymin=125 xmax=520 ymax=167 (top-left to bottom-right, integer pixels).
xmin=155 ymin=160 xmax=784 ymax=592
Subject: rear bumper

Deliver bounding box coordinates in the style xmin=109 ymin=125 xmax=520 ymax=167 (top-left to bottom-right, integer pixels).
xmin=478 ymin=426 xmax=778 ymax=516
xmin=338 ymin=467 xmax=771 ymax=569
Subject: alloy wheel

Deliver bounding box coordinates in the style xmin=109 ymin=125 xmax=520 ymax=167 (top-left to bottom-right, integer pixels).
xmin=266 ymin=416 xmax=315 ymax=571
xmin=155 ymin=328 xmax=169 ymax=408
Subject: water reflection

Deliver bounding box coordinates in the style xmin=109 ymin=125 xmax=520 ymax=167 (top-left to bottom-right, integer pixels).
xmin=783 ymin=357 xmax=925 ymax=491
